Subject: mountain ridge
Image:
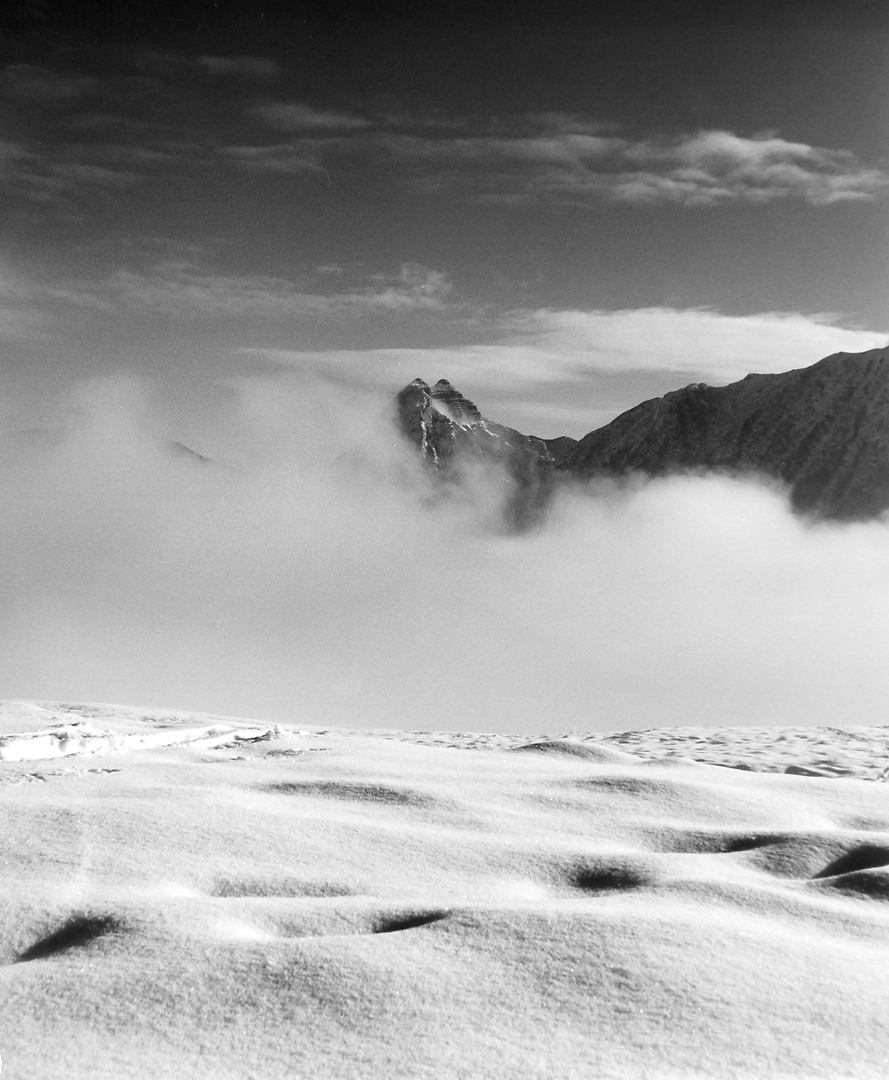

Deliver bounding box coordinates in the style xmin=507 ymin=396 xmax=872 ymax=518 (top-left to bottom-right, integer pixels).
xmin=395 ymin=346 xmax=889 ymax=522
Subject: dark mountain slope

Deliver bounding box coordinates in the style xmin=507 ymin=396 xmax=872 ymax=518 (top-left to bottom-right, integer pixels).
xmin=557 ymin=347 xmax=889 ymax=520
xmin=540 ymin=435 xmax=580 ymax=465
xmin=394 ymin=348 xmax=889 ymax=523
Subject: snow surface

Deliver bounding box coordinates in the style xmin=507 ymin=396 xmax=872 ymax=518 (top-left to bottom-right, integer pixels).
xmin=2 ymin=701 xmax=889 ymax=1078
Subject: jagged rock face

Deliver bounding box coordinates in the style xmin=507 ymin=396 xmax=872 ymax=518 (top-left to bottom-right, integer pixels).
xmin=557 ymin=347 xmax=889 ymax=520
xmin=394 ymin=378 xmax=556 ymax=528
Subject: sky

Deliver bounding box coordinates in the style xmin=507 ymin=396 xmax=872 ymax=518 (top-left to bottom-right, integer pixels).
xmin=1 ymin=0 xmax=889 ymax=731
xmin=2 ymin=0 xmax=887 ymax=437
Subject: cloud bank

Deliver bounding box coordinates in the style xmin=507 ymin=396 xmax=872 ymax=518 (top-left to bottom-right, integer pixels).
xmin=252 ymin=306 xmax=888 ymax=435
xmin=6 ymin=247 xmax=885 ymax=436
xmin=1 ymin=371 xmax=887 ymax=735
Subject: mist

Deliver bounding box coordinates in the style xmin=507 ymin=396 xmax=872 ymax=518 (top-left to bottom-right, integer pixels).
xmin=1 ymin=370 xmax=887 ymax=734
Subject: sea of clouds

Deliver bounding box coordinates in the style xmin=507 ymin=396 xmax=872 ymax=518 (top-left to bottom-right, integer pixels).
xmin=0 ymin=369 xmax=887 ymax=733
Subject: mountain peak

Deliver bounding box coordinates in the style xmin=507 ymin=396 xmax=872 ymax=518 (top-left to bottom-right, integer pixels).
xmin=393 ymin=377 xmax=556 ymax=529
xmin=428 ymin=378 xmax=484 ymax=427
xmin=393 ymin=346 xmax=889 ymax=523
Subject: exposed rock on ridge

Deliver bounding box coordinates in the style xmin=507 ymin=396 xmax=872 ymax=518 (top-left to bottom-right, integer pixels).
xmin=395 ymin=347 xmax=889 ymax=524
xmin=395 ymin=378 xmax=556 ymax=528
xmin=557 ymin=347 xmax=889 ymax=520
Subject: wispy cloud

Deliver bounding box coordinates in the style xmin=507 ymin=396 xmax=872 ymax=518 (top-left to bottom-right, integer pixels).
xmin=129 ymin=51 xmax=284 ymax=83
xmin=611 ymin=130 xmax=889 ymax=206
xmin=198 ymin=55 xmax=284 ymax=80
xmin=49 ymin=162 xmax=141 ymax=187
xmin=237 ymin=107 xmax=889 ymax=208
xmin=15 ymin=230 xmax=889 ymax=437
xmin=0 ymin=57 xmax=211 ymax=211
xmin=219 ymin=143 xmax=325 ymax=174
xmin=0 ymin=262 xmax=52 ymax=342
xmin=14 ymin=53 xmax=883 ymax=213
xmin=385 ymin=127 xmax=889 ymax=207
xmin=0 ymin=141 xmax=142 ymax=205
xmin=377 ymin=128 xmax=620 ymax=164
xmin=251 ymin=102 xmax=370 ymax=131
xmin=0 ymin=141 xmax=31 ymax=171
xmin=53 ymin=260 xmax=456 ymax=319
xmin=1 ymin=64 xmax=98 ymax=101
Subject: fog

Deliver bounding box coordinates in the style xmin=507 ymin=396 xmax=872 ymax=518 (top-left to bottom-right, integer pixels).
xmin=1 ymin=370 xmax=887 ymax=734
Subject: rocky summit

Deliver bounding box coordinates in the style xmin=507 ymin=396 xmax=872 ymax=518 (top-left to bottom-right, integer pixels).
xmin=395 ymin=347 xmax=889 ymax=523
xmin=394 ymin=378 xmax=556 ymax=528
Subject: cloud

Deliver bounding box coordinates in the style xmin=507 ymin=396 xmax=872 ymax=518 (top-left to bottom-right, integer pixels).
xmin=223 ymin=111 xmax=889 ymax=208
xmin=27 ymin=233 xmax=886 ymax=436
xmin=0 ymin=146 xmax=143 ymax=204
xmin=361 ymin=263 xmax=454 ymax=310
xmin=1 ymin=370 xmax=887 ymax=732
xmin=0 ymin=262 xmax=53 ymax=342
xmin=496 ymin=307 xmax=889 ymax=381
xmin=0 ymin=140 xmax=31 ymax=172
xmin=252 ymin=307 xmax=888 ymax=435
xmin=610 ymin=131 xmax=889 ymax=206
xmin=62 ymin=260 xmax=457 ymax=319
xmin=129 ymin=51 xmax=283 ymax=82
xmin=405 ymin=128 xmax=888 ymax=207
xmin=220 ymin=143 xmax=325 ymax=174
xmin=66 ymin=113 xmax=166 ymax=135
xmin=1 ymin=131 xmax=170 ymax=213
xmin=128 ymin=51 xmax=196 ymax=78
xmin=0 ymin=58 xmax=225 ymax=213
xmin=380 ymin=132 xmax=620 ymax=166
xmin=251 ymin=103 xmax=370 ymax=131
xmin=15 ymin=58 xmax=880 ymax=213
xmin=1 ymin=64 xmax=98 ymax=101
xmin=198 ymin=55 xmax=283 ymax=80
xmin=49 ymin=162 xmax=141 ymax=187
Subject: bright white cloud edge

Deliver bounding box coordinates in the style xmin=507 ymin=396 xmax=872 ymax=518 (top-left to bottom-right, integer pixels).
xmin=246 ymin=307 xmax=888 ymax=434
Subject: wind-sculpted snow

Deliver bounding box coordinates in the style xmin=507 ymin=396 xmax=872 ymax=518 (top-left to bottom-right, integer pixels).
xmin=3 ymin=702 xmax=889 ymax=1078
xmin=0 ymin=700 xmax=280 ymax=761
xmin=0 ymin=721 xmax=277 ymax=761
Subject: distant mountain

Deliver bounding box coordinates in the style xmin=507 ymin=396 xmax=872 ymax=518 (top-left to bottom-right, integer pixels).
xmin=0 ymin=428 xmax=213 ymax=467
xmin=394 ymin=378 xmax=556 ymax=528
xmin=169 ymin=440 xmax=212 ymax=463
xmin=557 ymin=347 xmax=889 ymax=520
xmin=395 ymin=346 xmax=889 ymax=522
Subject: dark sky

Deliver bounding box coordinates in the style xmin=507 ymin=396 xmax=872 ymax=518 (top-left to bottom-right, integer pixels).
xmin=2 ymin=0 xmax=887 ymax=435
